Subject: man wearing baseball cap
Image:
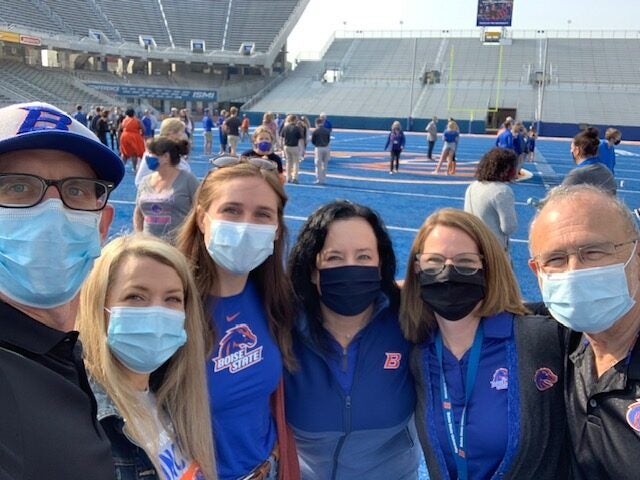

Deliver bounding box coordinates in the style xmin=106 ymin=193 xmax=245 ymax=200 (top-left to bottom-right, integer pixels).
xmin=0 ymin=102 xmax=124 ymax=479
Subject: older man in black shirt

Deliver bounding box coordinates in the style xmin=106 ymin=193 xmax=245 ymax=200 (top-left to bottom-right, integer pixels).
xmin=529 ymin=184 xmax=640 ymax=480
xmin=0 ymin=101 xmax=123 ymax=479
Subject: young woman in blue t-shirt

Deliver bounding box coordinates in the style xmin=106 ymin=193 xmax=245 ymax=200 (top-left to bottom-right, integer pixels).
xmin=177 ymin=161 xmax=299 ymax=480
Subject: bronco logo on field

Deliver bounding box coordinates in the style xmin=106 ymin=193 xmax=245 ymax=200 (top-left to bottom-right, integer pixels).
xmin=212 ymin=323 xmax=263 ymax=373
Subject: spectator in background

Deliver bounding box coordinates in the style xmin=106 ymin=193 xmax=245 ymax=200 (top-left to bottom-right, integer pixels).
xmin=464 ymin=148 xmax=518 ymax=254
xmin=598 ymin=127 xmax=621 ymax=174
xmin=134 ymin=137 xmax=198 ymax=243
xmin=311 ymin=117 xmax=331 ymax=185
xmin=108 ymin=106 xmax=123 ymax=151
xmin=425 ymin=116 xmax=438 ymax=160
xmin=223 ymin=106 xmax=242 ymax=156
xmin=512 ymin=122 xmax=526 ymax=173
xmin=141 ymin=109 xmax=155 ymax=140
xmin=565 ymin=127 xmax=616 ymax=193
xmin=319 ymin=112 xmax=332 ymax=132
xmin=90 ymin=105 xmax=102 ymax=134
xmin=119 ymin=107 xmax=146 ymax=172
xmin=76 ymin=234 xmax=217 ymax=480
xmin=384 ymin=120 xmax=406 ymax=174
xmin=563 ymin=126 xmax=617 ymax=195
xmin=179 ymin=108 xmax=194 ymax=140
xmin=0 ymin=101 xmax=124 ymax=480
xmin=434 ymin=120 xmax=459 ymax=175
xmin=203 ymin=108 xmax=214 ymax=155
xmin=275 ymin=112 xmax=285 ymax=134
xmin=495 ymin=118 xmax=514 ymax=150
xmin=170 ymin=107 xmax=179 ymax=118
xmin=96 ymin=109 xmax=110 ymax=147
xmin=527 ymin=124 xmax=537 ymax=162
xmin=281 ymin=114 xmax=303 ymax=183
xmin=262 ymin=112 xmax=279 ymax=150
xmin=241 ymin=114 xmax=250 ymax=143
xmin=285 ymin=200 xmax=420 ymax=479
xmin=297 ymin=115 xmax=310 ymax=162
xmin=218 ymin=109 xmax=228 ymax=154
xmin=240 ymin=126 xmax=285 ymax=184
xmin=135 ymin=118 xmax=192 ymax=187
xmin=73 ymin=104 xmax=87 ymax=126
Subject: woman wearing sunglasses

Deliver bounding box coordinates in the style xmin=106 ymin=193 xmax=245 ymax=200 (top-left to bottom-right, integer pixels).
xmin=400 ymin=208 xmax=570 ymax=480
xmin=177 ymin=161 xmax=298 ymax=480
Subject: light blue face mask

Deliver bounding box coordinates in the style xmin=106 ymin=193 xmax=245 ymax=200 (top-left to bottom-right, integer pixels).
xmin=0 ymin=199 xmax=101 ymax=308
xmin=540 ymin=257 xmax=637 ymax=333
xmin=206 ymin=218 xmax=277 ymax=275
xmin=107 ymin=306 xmax=187 ymax=374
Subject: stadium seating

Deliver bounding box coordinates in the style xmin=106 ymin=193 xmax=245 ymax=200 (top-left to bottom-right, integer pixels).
xmin=0 ymin=59 xmax=114 ymax=109
xmin=162 ymin=0 xmax=228 ymax=50
xmin=0 ymin=0 xmax=60 ymax=33
xmin=246 ymin=34 xmax=640 ymax=130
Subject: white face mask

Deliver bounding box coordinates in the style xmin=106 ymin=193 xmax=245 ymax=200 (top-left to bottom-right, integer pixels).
xmin=205 ymin=218 xmax=277 ymax=275
xmin=540 ymin=253 xmax=637 ymax=333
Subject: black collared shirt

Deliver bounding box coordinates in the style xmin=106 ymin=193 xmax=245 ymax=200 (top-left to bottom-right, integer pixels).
xmin=566 ymin=331 xmax=640 ymax=480
xmin=0 ymin=301 xmax=115 ymax=480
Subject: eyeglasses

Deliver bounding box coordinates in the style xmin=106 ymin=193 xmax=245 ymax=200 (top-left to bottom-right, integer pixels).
xmin=209 ymin=155 xmax=277 ymax=171
xmin=0 ymin=173 xmax=114 ymax=211
xmin=416 ymin=252 xmax=484 ymax=276
xmin=532 ymin=240 xmax=638 ymax=273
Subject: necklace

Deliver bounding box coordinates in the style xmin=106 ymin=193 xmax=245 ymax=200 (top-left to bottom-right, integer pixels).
xmin=324 ymin=317 xmax=369 ymax=342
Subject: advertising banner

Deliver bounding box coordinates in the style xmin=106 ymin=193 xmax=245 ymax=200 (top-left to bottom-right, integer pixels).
xmin=86 ymin=83 xmax=217 ymax=101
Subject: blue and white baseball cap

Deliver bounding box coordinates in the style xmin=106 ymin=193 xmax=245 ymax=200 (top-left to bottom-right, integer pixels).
xmin=0 ymin=102 xmax=125 ymax=186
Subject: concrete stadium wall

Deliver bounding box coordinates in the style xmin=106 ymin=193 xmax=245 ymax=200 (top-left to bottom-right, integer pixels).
xmin=539 ymin=122 xmax=640 ymax=142
xmin=246 ymin=110 xmax=640 ymax=141
xmin=244 ymin=111 xmax=486 ymax=134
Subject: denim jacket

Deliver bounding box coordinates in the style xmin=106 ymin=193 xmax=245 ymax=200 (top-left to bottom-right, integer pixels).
xmin=91 ymin=379 xmax=160 ymax=480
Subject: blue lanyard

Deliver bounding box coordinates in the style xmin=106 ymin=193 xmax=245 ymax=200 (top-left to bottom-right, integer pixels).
xmin=435 ymin=324 xmax=484 ymax=480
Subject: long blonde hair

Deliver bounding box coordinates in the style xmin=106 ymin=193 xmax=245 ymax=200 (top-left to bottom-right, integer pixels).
xmin=400 ymin=208 xmax=527 ymax=343
xmin=176 ymin=163 xmax=297 ymax=371
xmin=77 ymin=234 xmax=216 ymax=479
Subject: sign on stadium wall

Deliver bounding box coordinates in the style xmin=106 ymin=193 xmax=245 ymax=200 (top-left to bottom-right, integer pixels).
xmin=85 ymin=83 xmax=217 ymax=101
xmin=476 ymin=0 xmax=514 ymax=27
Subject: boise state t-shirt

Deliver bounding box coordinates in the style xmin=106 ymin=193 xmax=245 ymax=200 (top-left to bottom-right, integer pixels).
xmin=206 ymin=281 xmax=282 ymax=480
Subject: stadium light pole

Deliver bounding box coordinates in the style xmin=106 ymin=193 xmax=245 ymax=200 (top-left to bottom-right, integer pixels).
xmin=407 ymin=37 xmax=417 ymax=131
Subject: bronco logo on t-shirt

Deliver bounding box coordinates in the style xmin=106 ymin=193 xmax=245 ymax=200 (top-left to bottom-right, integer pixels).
xmin=212 ymin=323 xmax=263 ymax=373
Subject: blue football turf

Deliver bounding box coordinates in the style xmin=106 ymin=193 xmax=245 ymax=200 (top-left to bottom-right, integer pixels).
xmin=107 ymin=127 xmax=640 ymax=479
xmin=108 ymin=127 xmax=640 ymax=304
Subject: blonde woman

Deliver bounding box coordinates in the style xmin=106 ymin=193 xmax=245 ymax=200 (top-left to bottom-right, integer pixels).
xmin=77 ymin=234 xmax=217 ymax=480
xmin=135 ymin=117 xmax=192 ymax=187
xmin=434 ymin=121 xmax=460 ymax=175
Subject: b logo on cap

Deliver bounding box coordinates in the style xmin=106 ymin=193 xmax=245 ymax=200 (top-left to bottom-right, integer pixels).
xmin=17 ymin=106 xmax=72 ymax=134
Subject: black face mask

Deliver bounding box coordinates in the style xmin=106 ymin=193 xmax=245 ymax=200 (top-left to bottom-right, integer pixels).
xmin=319 ymin=265 xmax=381 ymax=316
xmin=419 ymin=265 xmax=485 ymax=321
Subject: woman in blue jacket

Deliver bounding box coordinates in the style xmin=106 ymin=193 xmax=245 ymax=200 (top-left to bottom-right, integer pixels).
xmin=285 ymin=200 xmax=420 ymax=480
xmin=400 ymin=208 xmax=570 ymax=480
xmin=384 ymin=120 xmax=406 ymax=174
